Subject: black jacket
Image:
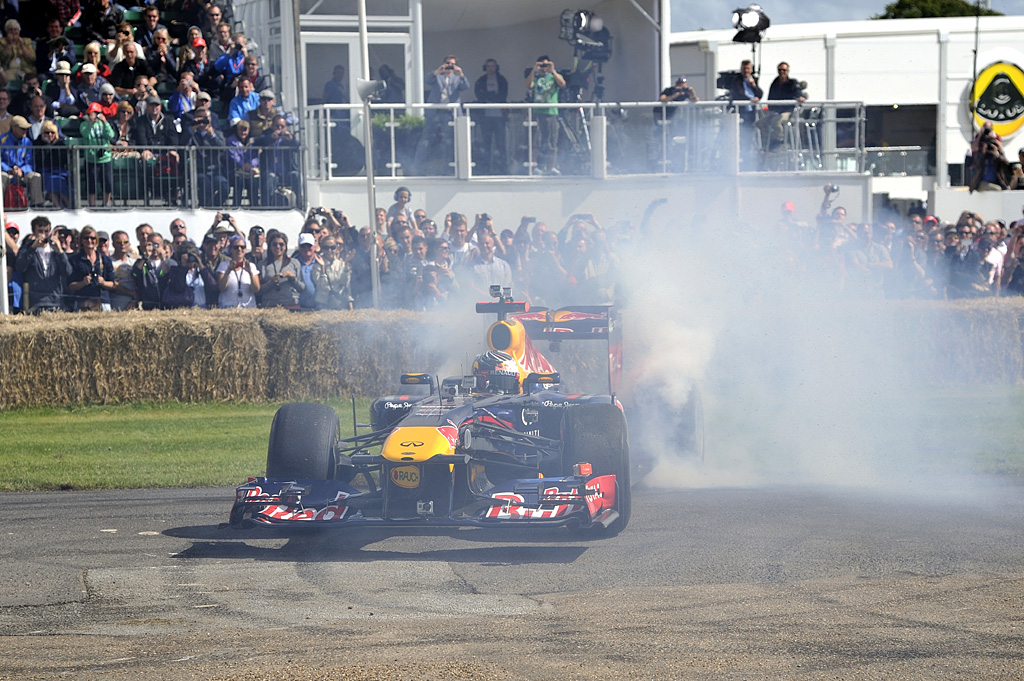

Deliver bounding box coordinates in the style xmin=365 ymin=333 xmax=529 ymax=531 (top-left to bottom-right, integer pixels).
xmin=132 ymin=113 xmax=181 ymax=148
xmin=14 ymin=243 xmax=72 ymax=311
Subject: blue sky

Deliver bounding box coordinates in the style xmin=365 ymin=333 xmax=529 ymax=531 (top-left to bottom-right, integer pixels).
xmin=670 ymin=0 xmax=1024 ymax=32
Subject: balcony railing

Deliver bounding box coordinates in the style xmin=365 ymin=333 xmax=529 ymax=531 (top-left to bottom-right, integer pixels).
xmin=4 ymin=144 xmax=304 ymax=212
xmin=304 ymin=99 xmax=867 ymax=180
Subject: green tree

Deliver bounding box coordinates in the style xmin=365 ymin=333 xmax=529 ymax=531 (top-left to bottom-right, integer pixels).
xmin=872 ymin=0 xmax=1002 ymax=19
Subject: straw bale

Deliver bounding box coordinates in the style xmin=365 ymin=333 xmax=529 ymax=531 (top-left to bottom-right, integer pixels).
xmin=0 ymin=309 xmax=267 ymax=408
xmin=258 ymin=309 xmax=448 ymax=400
xmin=1 ymin=300 xmax=1022 ymax=408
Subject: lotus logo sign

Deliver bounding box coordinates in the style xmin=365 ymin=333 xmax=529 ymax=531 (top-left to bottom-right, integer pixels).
xmin=972 ymin=61 xmax=1024 ymax=137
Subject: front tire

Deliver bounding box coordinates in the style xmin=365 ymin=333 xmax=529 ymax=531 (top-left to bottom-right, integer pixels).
xmin=266 ymin=402 xmax=339 ymax=479
xmin=563 ymin=403 xmax=631 ymax=534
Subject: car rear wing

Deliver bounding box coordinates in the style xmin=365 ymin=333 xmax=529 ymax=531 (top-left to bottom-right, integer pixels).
xmin=514 ymin=306 xmax=622 ymax=397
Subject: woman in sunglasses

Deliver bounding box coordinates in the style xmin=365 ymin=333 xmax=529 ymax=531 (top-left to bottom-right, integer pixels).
xmin=216 ymin=235 xmax=260 ymax=307
xmin=257 ymin=231 xmax=303 ymax=308
xmin=67 ymin=225 xmax=115 ymax=311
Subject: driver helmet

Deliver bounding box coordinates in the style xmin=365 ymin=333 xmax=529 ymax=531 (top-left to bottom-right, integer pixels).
xmin=472 ymin=350 xmax=520 ymax=394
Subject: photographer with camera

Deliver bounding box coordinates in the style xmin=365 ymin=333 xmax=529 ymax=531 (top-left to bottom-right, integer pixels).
xmin=216 ymin=235 xmax=260 ymax=308
xmin=413 ymin=54 xmax=469 ymax=173
xmin=67 ymin=225 xmax=115 ymax=312
xmin=968 ymin=122 xmax=1011 ymax=192
xmin=184 ymin=110 xmax=230 ymax=206
xmin=658 ymin=76 xmax=699 ymax=119
xmin=815 ymin=183 xmax=854 ymax=253
xmin=256 ymin=113 xmax=301 ymax=206
xmin=14 ymin=215 xmax=71 ymax=313
xmin=526 ymin=55 xmax=565 ymax=175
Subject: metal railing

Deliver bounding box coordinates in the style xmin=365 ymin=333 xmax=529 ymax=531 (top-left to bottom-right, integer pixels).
xmin=304 ymin=99 xmax=867 ymax=180
xmin=8 ymin=144 xmax=305 ymax=211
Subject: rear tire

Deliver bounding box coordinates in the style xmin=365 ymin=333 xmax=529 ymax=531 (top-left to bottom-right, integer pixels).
xmin=266 ymin=402 xmax=339 ymax=479
xmin=563 ymin=403 xmax=631 ymax=534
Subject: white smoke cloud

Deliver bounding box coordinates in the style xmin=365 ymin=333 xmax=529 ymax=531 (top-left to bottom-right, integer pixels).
xmin=616 ymin=198 xmax=984 ymax=496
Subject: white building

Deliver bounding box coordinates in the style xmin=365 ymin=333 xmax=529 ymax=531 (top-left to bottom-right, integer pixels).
xmin=669 ymin=14 xmax=1024 ymax=218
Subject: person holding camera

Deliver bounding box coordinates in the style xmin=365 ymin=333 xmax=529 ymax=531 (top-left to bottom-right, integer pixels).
xmin=1008 ymin=148 xmax=1024 ymax=190
xmin=526 ymin=55 xmax=566 ymax=175
xmin=255 ymin=231 xmax=301 ymax=308
xmin=184 ymin=109 xmax=230 ymax=207
xmin=79 ymin=102 xmax=115 ymax=207
xmin=14 ymin=215 xmax=71 ymax=313
xmin=67 ymin=225 xmax=115 ymax=312
xmin=968 ymin=122 xmax=1011 ymax=192
xmin=658 ymin=76 xmax=698 ymax=119
xmin=413 ymin=55 xmax=469 ymax=173
xmin=216 ymin=235 xmax=260 ymax=308
xmin=256 ymin=113 xmax=301 ymax=205
xmin=314 ymin=235 xmax=354 ymax=310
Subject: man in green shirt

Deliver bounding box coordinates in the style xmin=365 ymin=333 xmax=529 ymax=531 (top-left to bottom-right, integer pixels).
xmin=526 ymin=55 xmax=565 ymax=175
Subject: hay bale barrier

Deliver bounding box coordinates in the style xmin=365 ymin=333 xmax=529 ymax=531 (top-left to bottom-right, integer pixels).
xmin=0 ymin=300 xmax=1022 ymax=409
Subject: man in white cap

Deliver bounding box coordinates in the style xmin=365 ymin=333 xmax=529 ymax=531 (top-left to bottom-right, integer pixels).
xmin=78 ymin=63 xmax=104 ymax=106
xmin=0 ymin=115 xmax=44 ymax=206
xmin=45 ymin=61 xmax=82 ymax=118
xmin=209 ymin=212 xmax=241 ymax=246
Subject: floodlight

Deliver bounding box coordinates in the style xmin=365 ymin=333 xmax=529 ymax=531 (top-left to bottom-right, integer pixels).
xmin=731 ymin=4 xmax=770 ymax=43
xmin=558 ymin=8 xmax=612 ymax=63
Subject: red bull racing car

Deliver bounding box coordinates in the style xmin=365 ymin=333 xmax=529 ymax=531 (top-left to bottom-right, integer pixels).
xmin=230 ymin=288 xmax=632 ymax=535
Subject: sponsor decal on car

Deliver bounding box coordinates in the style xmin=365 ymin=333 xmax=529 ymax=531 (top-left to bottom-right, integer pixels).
xmin=437 ymin=424 xmax=459 ymax=449
xmin=484 ymin=490 xmax=582 ymax=519
xmin=583 ymin=475 xmax=616 ymax=516
xmin=390 ymin=465 xmax=421 ymax=489
xmin=254 ymin=491 xmax=351 ymax=522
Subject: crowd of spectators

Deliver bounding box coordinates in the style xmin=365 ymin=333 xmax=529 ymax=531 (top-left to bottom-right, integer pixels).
xmin=7 ymin=184 xmax=1024 ymax=314
xmin=2 ymin=200 xmax=622 ymax=313
xmin=781 ymin=185 xmax=1024 ymax=299
xmin=0 ymin=0 xmax=301 ymax=209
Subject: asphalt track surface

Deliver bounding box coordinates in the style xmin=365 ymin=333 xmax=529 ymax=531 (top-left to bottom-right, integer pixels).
xmin=2 ymin=479 xmax=1024 ymax=681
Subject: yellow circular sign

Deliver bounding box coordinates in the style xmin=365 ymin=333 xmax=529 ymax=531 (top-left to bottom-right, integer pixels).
xmin=390 ymin=465 xmax=420 ymax=489
xmin=972 ymin=61 xmax=1024 ymax=137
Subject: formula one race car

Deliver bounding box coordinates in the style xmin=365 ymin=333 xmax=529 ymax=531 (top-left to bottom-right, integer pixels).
xmin=230 ymin=287 xmax=631 ymax=535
